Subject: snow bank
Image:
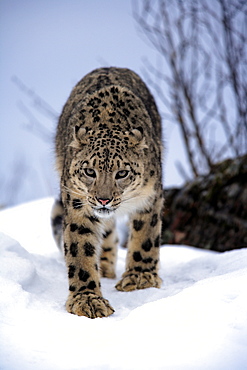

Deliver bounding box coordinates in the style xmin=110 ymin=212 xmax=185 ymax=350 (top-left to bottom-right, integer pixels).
xmin=0 ymin=198 xmax=246 ymax=369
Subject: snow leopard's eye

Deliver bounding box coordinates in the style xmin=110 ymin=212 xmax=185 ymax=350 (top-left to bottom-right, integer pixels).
xmin=84 ymin=168 xmax=96 ymax=178
xmin=115 ymin=170 xmax=129 ymax=180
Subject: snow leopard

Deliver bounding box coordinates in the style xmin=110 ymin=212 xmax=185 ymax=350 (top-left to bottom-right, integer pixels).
xmin=51 ymin=67 xmax=163 ymax=318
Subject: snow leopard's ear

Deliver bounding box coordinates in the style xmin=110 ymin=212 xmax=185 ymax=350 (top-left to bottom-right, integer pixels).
xmin=128 ymin=127 xmax=148 ymax=150
xmin=70 ymin=126 xmax=88 ymax=148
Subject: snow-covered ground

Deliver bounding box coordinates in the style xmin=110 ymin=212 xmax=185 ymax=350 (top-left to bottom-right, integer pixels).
xmin=0 ymin=198 xmax=246 ymax=370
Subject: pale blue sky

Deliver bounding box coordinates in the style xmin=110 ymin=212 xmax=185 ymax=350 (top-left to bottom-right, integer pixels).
xmin=0 ymin=0 xmax=188 ymax=206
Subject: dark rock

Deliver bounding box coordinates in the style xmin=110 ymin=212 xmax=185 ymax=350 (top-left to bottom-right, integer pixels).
xmin=162 ymin=155 xmax=247 ymax=252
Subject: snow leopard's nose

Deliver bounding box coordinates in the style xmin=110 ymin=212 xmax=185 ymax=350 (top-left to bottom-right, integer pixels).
xmin=97 ymin=198 xmax=112 ymax=206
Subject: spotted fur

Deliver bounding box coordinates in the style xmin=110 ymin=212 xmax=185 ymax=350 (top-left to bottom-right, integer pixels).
xmin=52 ymin=67 xmax=163 ymax=318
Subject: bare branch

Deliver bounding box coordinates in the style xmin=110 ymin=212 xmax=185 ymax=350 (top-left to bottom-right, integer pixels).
xmin=12 ymin=76 xmax=58 ymax=120
xmin=17 ymin=101 xmax=53 ymax=142
xmin=133 ymin=0 xmax=247 ymax=178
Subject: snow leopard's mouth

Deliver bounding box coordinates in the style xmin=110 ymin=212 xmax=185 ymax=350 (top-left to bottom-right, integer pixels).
xmin=93 ymin=207 xmax=115 ymax=219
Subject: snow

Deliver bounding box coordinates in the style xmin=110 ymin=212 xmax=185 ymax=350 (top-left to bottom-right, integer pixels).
xmin=0 ymin=198 xmax=247 ymax=370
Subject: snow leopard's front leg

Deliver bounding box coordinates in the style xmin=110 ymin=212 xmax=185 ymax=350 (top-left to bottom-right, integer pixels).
xmin=116 ymin=191 xmax=163 ymax=291
xmin=63 ymin=202 xmax=114 ymax=318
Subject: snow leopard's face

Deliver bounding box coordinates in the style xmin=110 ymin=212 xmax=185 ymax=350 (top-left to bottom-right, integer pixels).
xmin=69 ymin=126 xmax=155 ymax=218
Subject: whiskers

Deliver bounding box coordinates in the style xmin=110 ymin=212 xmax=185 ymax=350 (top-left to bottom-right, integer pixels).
xmin=121 ymin=192 xmax=147 ymax=204
xmin=60 ymin=184 xmax=153 ymax=216
xmin=118 ymin=192 xmax=154 ymax=214
xmin=61 ymin=184 xmax=90 ymax=207
xmin=62 ymin=184 xmax=83 ymax=197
